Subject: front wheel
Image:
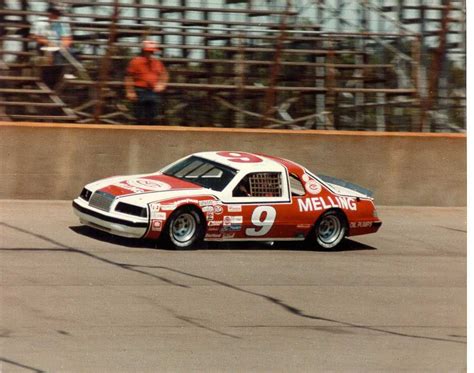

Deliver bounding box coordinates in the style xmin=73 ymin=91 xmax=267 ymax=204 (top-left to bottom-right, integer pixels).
xmin=310 ymin=210 xmax=346 ymax=250
xmin=164 ymin=207 xmax=205 ymax=250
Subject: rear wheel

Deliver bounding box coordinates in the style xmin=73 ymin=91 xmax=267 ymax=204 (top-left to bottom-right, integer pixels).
xmin=164 ymin=207 xmax=205 ymax=250
xmin=310 ymin=210 xmax=346 ymax=250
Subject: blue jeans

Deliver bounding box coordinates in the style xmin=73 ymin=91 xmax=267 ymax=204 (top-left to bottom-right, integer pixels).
xmin=134 ymin=87 xmax=160 ymax=125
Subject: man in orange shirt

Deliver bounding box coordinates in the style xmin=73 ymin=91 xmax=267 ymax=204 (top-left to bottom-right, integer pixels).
xmin=125 ymin=40 xmax=169 ymax=125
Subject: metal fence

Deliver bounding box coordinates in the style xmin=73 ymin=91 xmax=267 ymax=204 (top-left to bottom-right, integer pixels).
xmin=0 ymin=0 xmax=466 ymax=132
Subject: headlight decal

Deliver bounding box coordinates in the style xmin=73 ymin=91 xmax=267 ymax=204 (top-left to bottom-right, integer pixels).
xmin=115 ymin=202 xmax=148 ymax=217
xmin=80 ymin=188 xmax=92 ymax=201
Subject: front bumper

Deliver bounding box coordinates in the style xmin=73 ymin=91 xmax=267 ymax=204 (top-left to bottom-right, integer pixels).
xmin=72 ymin=199 xmax=148 ymax=238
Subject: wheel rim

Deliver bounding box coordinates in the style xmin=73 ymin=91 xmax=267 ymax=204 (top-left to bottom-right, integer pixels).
xmin=317 ymin=215 xmax=342 ymax=246
xmin=171 ymin=213 xmax=197 ymax=244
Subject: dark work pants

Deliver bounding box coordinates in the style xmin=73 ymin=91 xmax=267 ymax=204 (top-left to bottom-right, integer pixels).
xmin=134 ymin=87 xmax=160 ymax=125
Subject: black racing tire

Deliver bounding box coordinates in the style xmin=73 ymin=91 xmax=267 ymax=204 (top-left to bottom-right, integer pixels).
xmin=309 ymin=210 xmax=347 ymax=250
xmin=163 ymin=206 xmax=205 ymax=250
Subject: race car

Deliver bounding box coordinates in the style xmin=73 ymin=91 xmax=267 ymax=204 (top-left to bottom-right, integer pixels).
xmin=72 ymin=151 xmax=382 ymax=250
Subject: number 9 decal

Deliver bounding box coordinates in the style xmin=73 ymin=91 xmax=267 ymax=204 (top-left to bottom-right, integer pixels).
xmin=217 ymin=151 xmax=263 ymax=163
xmin=246 ymin=206 xmax=276 ymax=237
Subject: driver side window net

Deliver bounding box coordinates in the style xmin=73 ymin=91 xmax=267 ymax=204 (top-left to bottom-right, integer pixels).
xmin=249 ymin=173 xmax=282 ymax=197
xmin=234 ymin=172 xmax=283 ymax=197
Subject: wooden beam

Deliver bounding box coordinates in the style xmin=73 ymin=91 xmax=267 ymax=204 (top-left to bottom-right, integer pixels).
xmin=0 ymin=101 xmax=66 ymax=107
xmin=0 ymin=76 xmax=40 ymax=82
xmin=64 ymin=79 xmax=416 ymax=95
xmin=6 ymin=114 xmax=77 ymax=120
xmin=0 ymin=88 xmax=53 ymax=94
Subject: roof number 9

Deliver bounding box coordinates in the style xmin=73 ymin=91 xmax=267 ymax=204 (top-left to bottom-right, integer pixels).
xmin=217 ymin=151 xmax=263 ymax=163
xmin=246 ymin=206 xmax=276 ymax=237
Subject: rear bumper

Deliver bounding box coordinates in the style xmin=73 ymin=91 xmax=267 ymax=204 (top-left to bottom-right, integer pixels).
xmin=373 ymin=221 xmax=382 ymax=230
xmin=347 ymin=219 xmax=382 ymax=236
xmin=72 ymin=200 xmax=148 ymax=238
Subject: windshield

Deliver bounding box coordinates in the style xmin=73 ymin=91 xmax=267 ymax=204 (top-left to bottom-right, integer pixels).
xmin=162 ymin=156 xmax=237 ymax=191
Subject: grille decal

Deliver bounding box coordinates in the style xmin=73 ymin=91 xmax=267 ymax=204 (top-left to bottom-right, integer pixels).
xmin=89 ymin=191 xmax=115 ymax=212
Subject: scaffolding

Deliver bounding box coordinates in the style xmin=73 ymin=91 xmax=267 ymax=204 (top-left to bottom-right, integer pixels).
xmin=0 ymin=0 xmax=466 ymax=132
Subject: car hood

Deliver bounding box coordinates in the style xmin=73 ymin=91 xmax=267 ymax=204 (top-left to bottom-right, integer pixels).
xmin=86 ymin=173 xmax=211 ymax=203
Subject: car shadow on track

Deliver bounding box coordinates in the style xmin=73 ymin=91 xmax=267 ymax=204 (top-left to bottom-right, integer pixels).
xmin=206 ymin=239 xmax=377 ymax=252
xmin=69 ymin=225 xmax=157 ymax=248
xmin=69 ymin=225 xmax=377 ymax=252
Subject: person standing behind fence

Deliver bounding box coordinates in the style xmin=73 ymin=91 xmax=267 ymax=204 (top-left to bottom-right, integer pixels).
xmin=125 ymin=40 xmax=169 ymax=125
xmin=30 ymin=5 xmax=73 ymax=66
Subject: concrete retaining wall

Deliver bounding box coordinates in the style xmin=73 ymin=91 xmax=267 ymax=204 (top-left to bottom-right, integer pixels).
xmin=0 ymin=122 xmax=466 ymax=206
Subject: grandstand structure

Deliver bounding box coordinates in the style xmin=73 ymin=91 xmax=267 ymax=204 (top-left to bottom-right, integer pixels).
xmin=0 ymin=0 xmax=466 ymax=132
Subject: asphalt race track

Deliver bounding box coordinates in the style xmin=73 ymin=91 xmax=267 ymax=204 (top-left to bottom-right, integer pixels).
xmin=0 ymin=201 xmax=466 ymax=372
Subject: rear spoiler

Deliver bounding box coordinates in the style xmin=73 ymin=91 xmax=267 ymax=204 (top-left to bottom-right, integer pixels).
xmin=316 ymin=174 xmax=374 ymax=198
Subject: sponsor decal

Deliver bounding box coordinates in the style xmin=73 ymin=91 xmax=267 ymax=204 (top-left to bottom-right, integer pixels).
xmin=160 ymin=204 xmax=176 ymax=211
xmin=223 ymin=233 xmax=236 ymax=239
xmin=231 ymin=216 xmax=243 ymax=224
xmin=223 ymin=224 xmax=242 ymax=232
xmin=350 ymin=221 xmax=373 ymax=228
xmin=151 ymin=220 xmax=163 ymax=231
xmin=208 ymin=221 xmax=223 ymax=227
xmin=302 ymin=174 xmax=322 ymax=195
xmin=298 ymin=196 xmax=357 ymax=212
xmin=205 ymin=233 xmax=222 ymax=239
xmin=224 ymin=216 xmax=243 ymax=225
xmin=206 ymin=212 xmax=215 ymax=221
xmin=200 ymin=200 xmax=223 ymax=212
xmin=117 ymin=179 xmax=171 ymax=193
xmin=115 ymin=182 xmax=146 ymax=194
xmin=150 ymin=204 xmax=167 ymax=219
xmin=227 ymin=205 xmax=242 ymax=213
xmin=176 ymin=198 xmax=199 ymax=205
xmin=128 ymin=178 xmax=171 ymax=191
xmin=151 ymin=211 xmax=167 ymax=220
xmin=297 ymin=223 xmax=312 ymax=229
xmin=207 ymin=226 xmax=221 ymax=232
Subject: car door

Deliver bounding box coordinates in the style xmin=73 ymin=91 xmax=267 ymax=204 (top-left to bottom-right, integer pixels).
xmin=222 ymin=171 xmax=307 ymax=240
xmin=243 ymin=173 xmax=313 ymax=240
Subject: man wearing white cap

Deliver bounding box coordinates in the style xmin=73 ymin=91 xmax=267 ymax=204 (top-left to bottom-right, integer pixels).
xmin=125 ymin=40 xmax=169 ymax=125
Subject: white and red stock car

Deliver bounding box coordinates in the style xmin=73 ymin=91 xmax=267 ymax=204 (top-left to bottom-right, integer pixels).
xmin=72 ymin=151 xmax=382 ymax=250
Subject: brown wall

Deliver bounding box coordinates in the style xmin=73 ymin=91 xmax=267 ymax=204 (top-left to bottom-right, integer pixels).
xmin=0 ymin=122 xmax=466 ymax=206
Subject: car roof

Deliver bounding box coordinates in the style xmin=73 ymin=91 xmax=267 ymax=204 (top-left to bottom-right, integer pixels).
xmin=194 ymin=151 xmax=305 ymax=174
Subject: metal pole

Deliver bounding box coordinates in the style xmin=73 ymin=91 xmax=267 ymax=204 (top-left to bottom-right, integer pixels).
xmin=326 ymin=38 xmax=336 ymax=129
xmin=263 ymin=0 xmax=291 ymax=126
xmin=411 ymin=35 xmax=422 ymax=132
xmin=425 ymin=0 xmax=450 ymax=132
xmin=375 ymin=0 xmax=386 ymax=131
xmin=93 ymin=0 xmax=120 ymax=122
xmin=354 ymin=0 xmax=367 ymax=130
xmin=315 ymin=0 xmax=325 ymax=129
xmin=235 ymin=32 xmax=246 ymax=127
